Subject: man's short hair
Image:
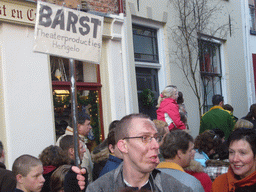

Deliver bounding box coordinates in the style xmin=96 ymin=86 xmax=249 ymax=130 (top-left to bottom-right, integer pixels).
xmin=160 ymin=130 xmax=193 ymax=159
xmin=212 ymin=94 xmax=223 ymax=106
xmin=108 ymin=120 xmax=120 ymax=132
xmin=12 ymin=154 xmax=42 ymax=177
xmin=107 ymin=129 xmax=116 ymax=153
xmin=59 ymin=135 xmax=74 ymax=152
xmin=107 ymin=129 xmax=116 ymax=147
xmin=69 ymin=113 xmax=90 ymax=125
xmin=115 ymin=113 xmax=150 ymax=143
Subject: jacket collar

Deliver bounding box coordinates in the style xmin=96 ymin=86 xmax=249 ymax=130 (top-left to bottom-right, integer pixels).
xmin=65 ymin=126 xmax=88 ymax=143
xmin=164 ymin=97 xmax=177 ymax=104
xmin=210 ymin=105 xmax=224 ymax=111
xmin=157 ymin=161 xmax=185 ymax=172
xmin=113 ymin=162 xmax=162 ymax=191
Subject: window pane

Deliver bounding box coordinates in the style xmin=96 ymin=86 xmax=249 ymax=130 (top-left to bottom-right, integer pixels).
xmin=213 ymin=76 xmax=222 ymax=95
xmin=201 ymin=75 xmax=222 ymax=113
xmin=50 ymin=56 xmax=98 ymax=83
xmin=53 ymin=89 xmax=102 ymax=144
xmin=136 ymin=67 xmax=159 ymax=119
xmin=200 ymin=41 xmax=221 ymax=74
xmin=250 ymin=7 xmax=256 ymax=31
xmin=133 ymin=25 xmax=159 ymax=63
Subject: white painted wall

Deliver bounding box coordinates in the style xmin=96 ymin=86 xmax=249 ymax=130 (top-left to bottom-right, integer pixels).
xmin=0 ymin=23 xmax=55 ymax=168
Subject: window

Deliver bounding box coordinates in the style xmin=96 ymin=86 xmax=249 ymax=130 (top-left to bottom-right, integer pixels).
xmin=199 ymin=40 xmax=222 ymax=112
xmin=50 ymin=56 xmax=104 ymax=145
xmin=136 ymin=67 xmax=159 ymax=119
xmin=249 ymin=0 xmax=256 ymax=34
xmin=133 ymin=24 xmax=160 ymax=119
xmin=133 ymin=25 xmax=159 ymax=63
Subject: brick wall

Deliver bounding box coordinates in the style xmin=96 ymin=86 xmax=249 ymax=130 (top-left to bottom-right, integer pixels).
xmin=40 ymin=0 xmax=121 ymax=14
xmin=84 ymin=0 xmax=120 ymax=14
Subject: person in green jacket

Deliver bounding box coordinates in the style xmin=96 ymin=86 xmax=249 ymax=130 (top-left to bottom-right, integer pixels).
xmin=199 ymin=95 xmax=235 ymax=140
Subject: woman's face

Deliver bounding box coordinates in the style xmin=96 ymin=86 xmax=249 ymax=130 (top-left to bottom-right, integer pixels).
xmin=229 ymin=139 xmax=256 ymax=179
xmin=171 ymin=89 xmax=178 ymax=101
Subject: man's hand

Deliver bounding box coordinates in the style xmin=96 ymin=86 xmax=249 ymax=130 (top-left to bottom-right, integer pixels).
xmin=71 ymin=166 xmax=87 ymax=190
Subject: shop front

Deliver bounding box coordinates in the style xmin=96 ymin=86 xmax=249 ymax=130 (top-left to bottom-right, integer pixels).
xmin=0 ymin=0 xmax=126 ymax=168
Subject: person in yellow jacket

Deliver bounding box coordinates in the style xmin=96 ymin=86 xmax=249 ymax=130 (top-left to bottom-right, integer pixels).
xmin=200 ymin=94 xmax=235 ymax=140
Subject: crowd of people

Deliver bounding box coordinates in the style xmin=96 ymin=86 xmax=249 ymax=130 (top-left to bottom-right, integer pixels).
xmin=1 ymin=84 xmax=256 ymax=191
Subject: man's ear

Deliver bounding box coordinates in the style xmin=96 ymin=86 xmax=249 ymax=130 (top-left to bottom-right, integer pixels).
xmin=109 ymin=144 xmax=115 ymax=154
xmin=16 ymin=174 xmax=23 ymax=184
xmin=177 ymin=149 xmax=184 ymax=159
xmin=77 ymin=124 xmax=81 ymax=133
xmin=117 ymin=140 xmax=128 ymax=154
xmin=68 ymin=148 xmax=75 ymax=158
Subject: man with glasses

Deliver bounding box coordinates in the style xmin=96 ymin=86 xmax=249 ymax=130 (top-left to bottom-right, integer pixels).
xmin=86 ymin=113 xmax=192 ymax=191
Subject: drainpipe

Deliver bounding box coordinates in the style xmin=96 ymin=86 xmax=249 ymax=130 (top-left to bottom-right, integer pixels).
xmin=118 ymin=0 xmax=124 ymax=14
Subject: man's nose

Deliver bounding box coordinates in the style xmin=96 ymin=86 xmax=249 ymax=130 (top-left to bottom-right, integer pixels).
xmin=151 ymin=137 xmax=160 ymax=149
xmin=40 ymin=175 xmax=45 ymax=183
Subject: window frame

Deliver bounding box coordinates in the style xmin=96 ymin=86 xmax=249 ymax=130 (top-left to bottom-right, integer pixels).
xmin=132 ymin=21 xmax=164 ymax=119
xmin=51 ymin=57 xmax=105 ymax=141
xmin=199 ymin=39 xmax=223 ymax=112
xmin=132 ymin=24 xmax=159 ymax=64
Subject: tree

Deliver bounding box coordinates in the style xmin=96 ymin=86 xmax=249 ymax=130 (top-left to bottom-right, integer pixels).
xmin=169 ymin=0 xmax=230 ymax=117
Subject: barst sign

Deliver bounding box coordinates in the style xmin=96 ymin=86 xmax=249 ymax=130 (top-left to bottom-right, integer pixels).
xmin=34 ymin=1 xmax=103 ymax=64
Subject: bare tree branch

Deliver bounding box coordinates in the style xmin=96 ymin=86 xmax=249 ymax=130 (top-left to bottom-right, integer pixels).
xmin=169 ymin=0 xmax=230 ymax=117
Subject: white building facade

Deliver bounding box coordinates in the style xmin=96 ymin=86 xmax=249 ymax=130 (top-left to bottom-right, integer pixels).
xmin=0 ymin=0 xmax=253 ymax=168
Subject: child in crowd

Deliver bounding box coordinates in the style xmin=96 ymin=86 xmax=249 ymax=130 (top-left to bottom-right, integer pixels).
xmin=156 ymin=85 xmax=186 ymax=130
xmin=12 ymin=154 xmax=45 ymax=192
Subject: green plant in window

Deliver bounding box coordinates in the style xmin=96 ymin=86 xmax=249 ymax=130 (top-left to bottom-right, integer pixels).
xmin=139 ymin=89 xmax=155 ymax=107
xmin=53 ymin=91 xmax=101 ymax=144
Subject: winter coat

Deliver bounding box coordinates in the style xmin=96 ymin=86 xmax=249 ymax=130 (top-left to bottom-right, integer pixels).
xmin=41 ymin=165 xmax=57 ymax=192
xmin=91 ymin=143 xmax=109 ymax=181
xmin=212 ymin=166 xmax=256 ymax=192
xmin=200 ymin=106 xmax=235 ymax=139
xmin=157 ymin=161 xmax=204 ymax=192
xmin=99 ymin=154 xmax=123 ymax=177
xmin=184 ymin=160 xmax=212 ymax=192
xmin=0 ymin=162 xmax=16 ymax=192
xmin=157 ymin=98 xmax=186 ymax=130
xmin=86 ymin=162 xmax=193 ymax=192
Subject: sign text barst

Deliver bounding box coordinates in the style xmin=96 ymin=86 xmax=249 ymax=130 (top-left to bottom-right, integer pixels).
xmin=34 ymin=1 xmax=103 ymax=64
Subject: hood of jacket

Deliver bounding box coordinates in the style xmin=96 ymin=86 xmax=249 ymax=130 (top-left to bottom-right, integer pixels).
xmin=91 ymin=146 xmax=109 ymax=163
xmin=184 ymin=160 xmax=204 ymax=173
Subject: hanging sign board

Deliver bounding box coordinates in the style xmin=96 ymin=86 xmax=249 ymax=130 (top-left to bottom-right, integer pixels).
xmin=33 ymin=1 xmax=103 ymax=64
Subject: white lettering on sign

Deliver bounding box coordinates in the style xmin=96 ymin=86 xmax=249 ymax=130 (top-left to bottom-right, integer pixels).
xmin=34 ymin=1 xmax=103 ymax=64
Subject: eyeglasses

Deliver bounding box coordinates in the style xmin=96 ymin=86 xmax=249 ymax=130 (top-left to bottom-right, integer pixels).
xmin=123 ymin=135 xmax=162 ymax=143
